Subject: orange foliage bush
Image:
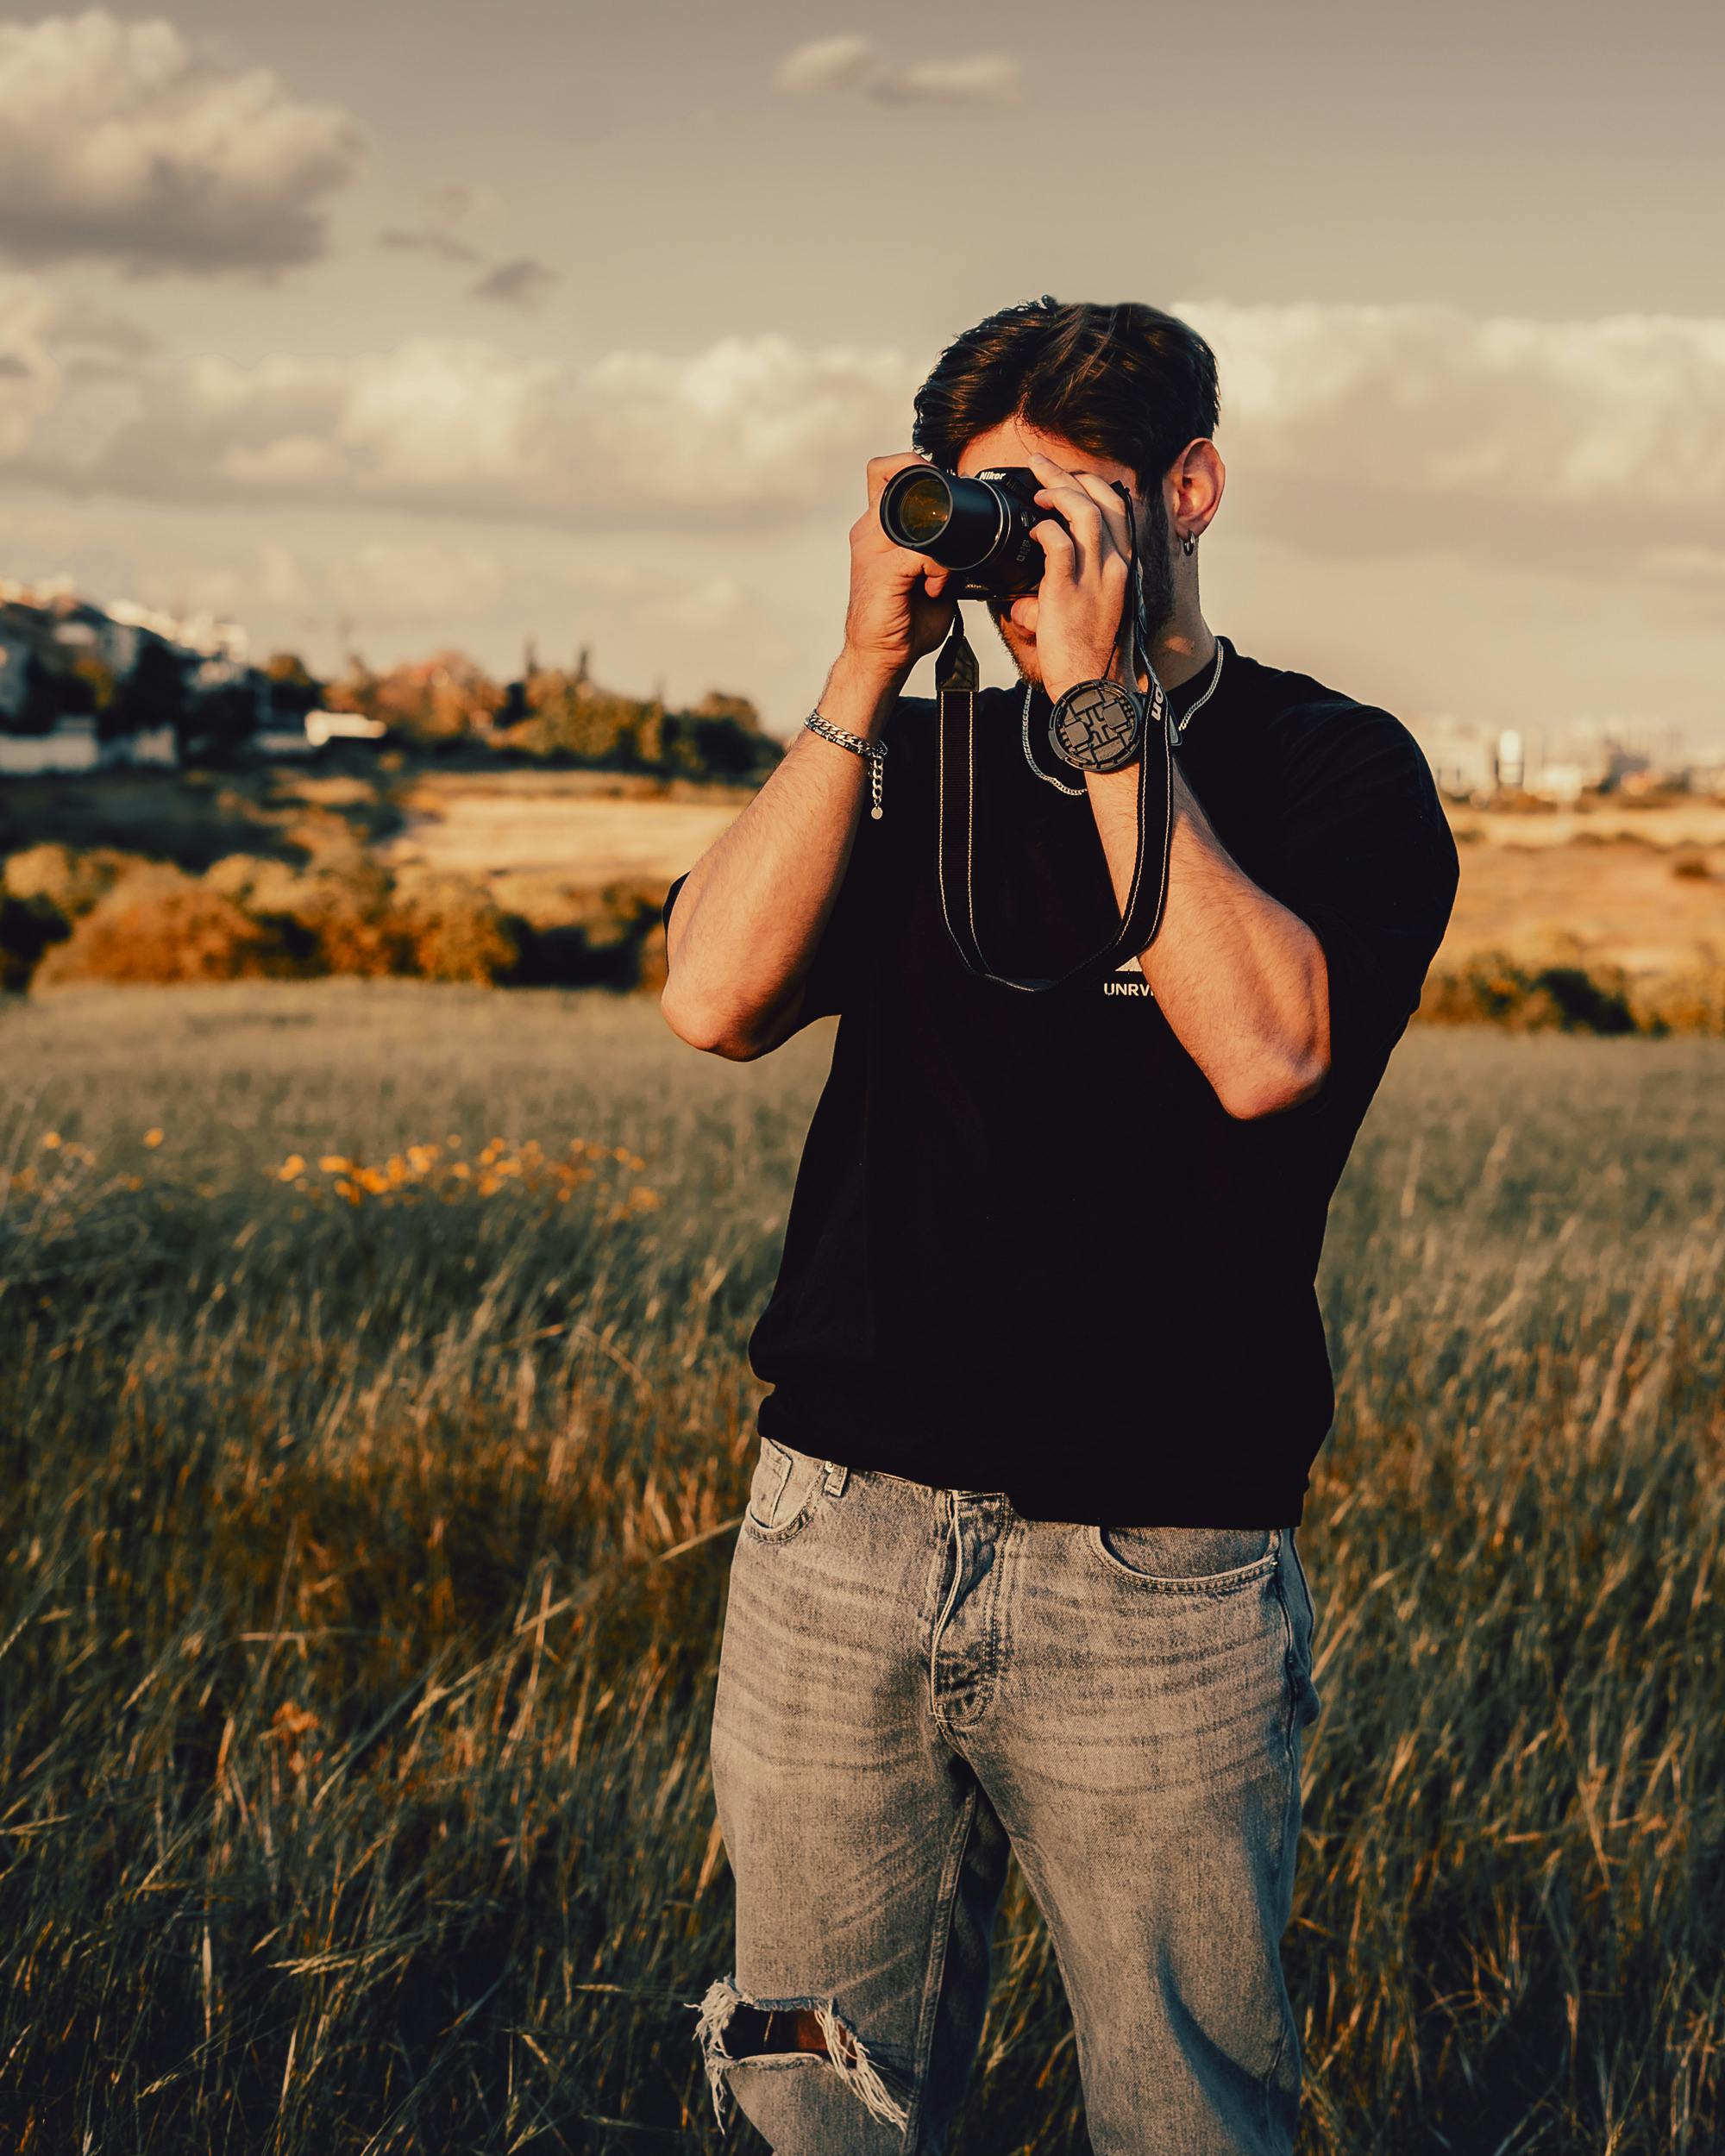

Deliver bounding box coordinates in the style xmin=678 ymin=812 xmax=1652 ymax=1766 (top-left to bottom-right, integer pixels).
xmin=389 ymin=870 xmax=520 ymax=984
xmin=34 ymin=866 xmax=296 ymax=985
xmin=2 ymin=843 xmax=135 ymax=920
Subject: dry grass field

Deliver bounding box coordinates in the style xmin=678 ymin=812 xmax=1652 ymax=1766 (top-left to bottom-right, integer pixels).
xmin=1445 ymin=810 xmax=1725 ymax=981
xmin=3 ymin=981 xmax=1722 ymax=2153
xmin=376 ymin=770 xmax=756 ymax=933
xmin=384 ymin=772 xmax=1725 ymax=995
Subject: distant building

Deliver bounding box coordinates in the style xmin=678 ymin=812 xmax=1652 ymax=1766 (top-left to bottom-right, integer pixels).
xmin=250 ymin=708 xmax=389 ymax=757
xmin=0 ymin=716 xmax=102 ymax=775
xmin=1495 ymin=728 xmax=1524 ymax=790
xmin=0 ymin=715 xmax=181 ymax=775
xmin=1534 ymin=760 xmax=1589 ymax=805
xmin=114 ymin=724 xmax=179 ymax=768
xmin=308 ymin=709 xmax=386 ymax=747
xmin=1408 ymin=717 xmax=1496 ymax=801
xmin=1680 ymin=747 xmax=1725 ymax=796
xmin=0 ymin=575 xmax=276 ymax=767
xmin=1402 ymin=715 xmax=1695 ymax=805
xmin=107 ymin=595 xmax=248 ymax=664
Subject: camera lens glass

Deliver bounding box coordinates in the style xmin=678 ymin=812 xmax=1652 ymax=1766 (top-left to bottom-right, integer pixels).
xmin=889 ymin=472 xmax=953 ymax=548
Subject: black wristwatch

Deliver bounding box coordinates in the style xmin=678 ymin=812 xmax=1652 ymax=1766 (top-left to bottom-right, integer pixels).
xmin=1047 ymin=676 xmax=1145 ymax=774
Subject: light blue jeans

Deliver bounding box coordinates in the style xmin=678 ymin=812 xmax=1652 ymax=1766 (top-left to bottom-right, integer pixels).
xmin=691 ymin=1438 xmax=1323 ymax=2155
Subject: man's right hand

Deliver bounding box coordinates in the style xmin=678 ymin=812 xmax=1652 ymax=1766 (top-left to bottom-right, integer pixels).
xmin=839 ymin=453 xmax=961 ymax=691
xmin=663 ymin=453 xmax=950 ymax=1062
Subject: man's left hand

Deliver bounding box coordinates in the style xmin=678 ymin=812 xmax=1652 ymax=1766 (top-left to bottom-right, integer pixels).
xmin=1023 ymin=450 xmax=1139 ymax=705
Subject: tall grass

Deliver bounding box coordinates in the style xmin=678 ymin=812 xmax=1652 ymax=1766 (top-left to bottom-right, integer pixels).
xmin=2 ymin=982 xmax=1722 ymax=2153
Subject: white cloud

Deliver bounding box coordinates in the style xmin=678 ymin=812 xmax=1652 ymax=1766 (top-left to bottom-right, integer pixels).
xmin=1 ymin=312 xmax=919 ymax=524
xmin=775 ymin=35 xmax=1023 ymax=106
xmin=774 ymin=35 xmax=875 ymax=95
xmin=0 ymin=9 xmax=363 ymax=275
xmin=4 ymin=291 xmax=1722 ymax=574
xmin=1180 ymin=298 xmax=1725 ymax=528
xmin=574 ymin=335 xmax=914 ymax=509
xmin=873 ymin=55 xmax=1024 ymax=106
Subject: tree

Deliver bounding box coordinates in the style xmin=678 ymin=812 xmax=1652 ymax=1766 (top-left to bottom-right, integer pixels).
xmin=109 ymin=637 xmax=187 ymax=749
xmin=356 ymin=649 xmax=502 ymax=743
xmin=6 ymin=649 xmax=75 ymax=736
xmin=264 ymin=649 xmax=322 ymax=723
xmin=185 ymin=681 xmax=263 ymax=762
xmin=72 ymin=655 xmax=118 ymax=726
xmin=326 ymin=652 xmax=378 ymax=709
xmin=691 ymin=689 xmax=762 ymax=732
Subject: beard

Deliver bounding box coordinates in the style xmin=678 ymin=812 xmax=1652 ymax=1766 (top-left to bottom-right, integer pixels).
xmin=985 ymin=485 xmax=1176 ymax=691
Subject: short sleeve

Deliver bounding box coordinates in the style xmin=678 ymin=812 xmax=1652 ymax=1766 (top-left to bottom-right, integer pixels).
xmin=795 ymin=820 xmax=879 ymax=1019
xmin=1267 ymin=705 xmax=1459 ymax=1088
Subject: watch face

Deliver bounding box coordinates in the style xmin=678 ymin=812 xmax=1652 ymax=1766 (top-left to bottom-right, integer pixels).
xmin=1049 ymin=679 xmax=1144 ymax=773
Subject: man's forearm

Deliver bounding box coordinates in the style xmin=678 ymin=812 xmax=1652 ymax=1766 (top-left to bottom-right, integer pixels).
xmin=661 ymin=652 xmax=902 ymax=1056
xmin=1084 ymin=755 xmax=1331 ymax=1119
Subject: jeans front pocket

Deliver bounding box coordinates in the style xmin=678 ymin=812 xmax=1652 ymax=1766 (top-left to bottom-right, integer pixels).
xmin=742 ymin=1438 xmax=831 ymax=1543
xmin=1088 ymin=1521 xmax=1281 ymax=1591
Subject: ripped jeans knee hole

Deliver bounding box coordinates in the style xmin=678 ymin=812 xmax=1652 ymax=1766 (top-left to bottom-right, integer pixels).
xmin=691 ymin=1973 xmax=912 ymax=2137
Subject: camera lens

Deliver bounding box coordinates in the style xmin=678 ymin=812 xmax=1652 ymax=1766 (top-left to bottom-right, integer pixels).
xmin=880 ymin=465 xmax=1007 ymax=573
xmin=889 ymin=472 xmax=954 ymax=548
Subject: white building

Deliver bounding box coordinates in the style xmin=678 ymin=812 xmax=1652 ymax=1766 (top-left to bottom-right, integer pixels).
xmin=1496 ymin=728 xmax=1525 ymax=789
xmin=109 ymin=595 xmax=248 ymax=664
xmin=0 ymin=715 xmax=179 ymax=774
xmin=1408 ymin=716 xmax=1496 ymax=800
xmin=0 ymin=716 xmax=101 ymax=775
xmin=250 ymin=708 xmax=387 ymax=756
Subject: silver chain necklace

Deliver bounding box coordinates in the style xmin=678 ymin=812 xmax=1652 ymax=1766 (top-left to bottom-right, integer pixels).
xmin=1019 ymin=636 xmax=1227 ymax=796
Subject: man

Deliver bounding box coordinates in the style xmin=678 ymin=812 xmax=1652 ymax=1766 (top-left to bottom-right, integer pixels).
xmin=661 ymin=298 xmax=1459 ymax=2155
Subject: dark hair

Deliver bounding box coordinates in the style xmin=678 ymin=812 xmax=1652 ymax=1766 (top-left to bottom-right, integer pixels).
xmin=911 ymin=296 xmax=1220 ymax=497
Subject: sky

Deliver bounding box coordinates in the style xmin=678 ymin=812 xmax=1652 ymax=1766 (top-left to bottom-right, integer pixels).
xmin=1 ymin=0 xmax=1722 ymax=754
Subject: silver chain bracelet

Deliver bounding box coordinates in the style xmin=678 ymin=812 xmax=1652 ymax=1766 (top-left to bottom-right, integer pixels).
xmin=804 ymin=708 xmax=888 ymax=819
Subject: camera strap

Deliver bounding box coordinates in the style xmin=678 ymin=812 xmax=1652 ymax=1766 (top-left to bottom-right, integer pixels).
xmin=932 ymin=504 xmax=1176 ymax=995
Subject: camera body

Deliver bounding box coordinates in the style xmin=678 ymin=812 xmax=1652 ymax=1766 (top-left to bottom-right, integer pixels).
xmin=878 ymin=463 xmax=1088 ymax=601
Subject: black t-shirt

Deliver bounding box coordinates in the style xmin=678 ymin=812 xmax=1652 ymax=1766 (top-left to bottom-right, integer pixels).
xmin=662 ymin=636 xmax=1459 ymax=1526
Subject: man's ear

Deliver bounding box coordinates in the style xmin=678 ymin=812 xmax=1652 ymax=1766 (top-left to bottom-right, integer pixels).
xmin=1175 ymin=438 xmax=1226 ymax=530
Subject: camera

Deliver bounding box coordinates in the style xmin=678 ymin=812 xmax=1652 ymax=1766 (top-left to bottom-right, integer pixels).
xmin=878 ymin=463 xmax=1087 ymax=601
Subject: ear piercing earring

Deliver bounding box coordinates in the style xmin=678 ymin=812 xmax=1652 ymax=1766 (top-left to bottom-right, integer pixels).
xmin=1180 ymin=530 xmax=1198 ymax=557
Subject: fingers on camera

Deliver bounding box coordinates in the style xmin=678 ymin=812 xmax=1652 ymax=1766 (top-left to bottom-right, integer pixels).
xmin=865 ymin=450 xmax=920 ymax=503
xmin=1027 ymin=518 xmax=1076 ymax=575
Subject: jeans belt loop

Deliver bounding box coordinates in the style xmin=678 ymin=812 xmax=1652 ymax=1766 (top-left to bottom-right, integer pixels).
xmin=823 ymin=1459 xmax=850 ymax=1497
